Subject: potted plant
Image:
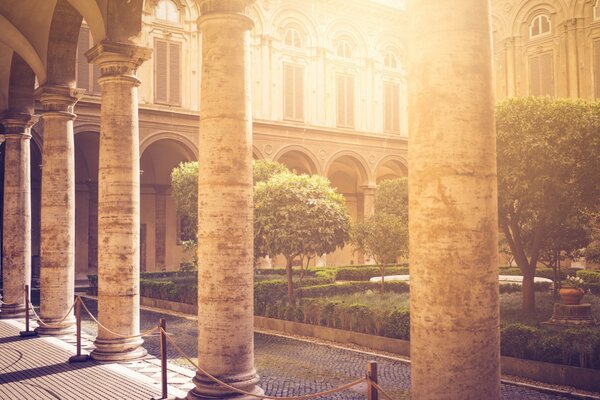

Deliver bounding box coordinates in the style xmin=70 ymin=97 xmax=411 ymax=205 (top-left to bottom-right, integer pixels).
xmin=559 ymin=275 xmax=586 ymax=305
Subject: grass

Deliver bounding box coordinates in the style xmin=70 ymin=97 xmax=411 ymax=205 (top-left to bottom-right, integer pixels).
xmin=327 ymin=291 xmax=410 ymax=313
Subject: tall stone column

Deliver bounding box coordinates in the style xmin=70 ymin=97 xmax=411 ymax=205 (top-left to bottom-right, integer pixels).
xmin=408 ymin=1 xmax=500 ymax=399
xmin=154 ymin=185 xmax=167 ymax=271
xmin=86 ymin=41 xmax=151 ymax=361
xmin=188 ymin=1 xmax=263 ymax=399
xmin=34 ymin=86 xmax=83 ymax=335
xmin=87 ymin=181 xmax=98 ymax=276
xmin=0 ymin=114 xmax=35 ymax=319
xmin=361 ymin=185 xmax=376 ymax=219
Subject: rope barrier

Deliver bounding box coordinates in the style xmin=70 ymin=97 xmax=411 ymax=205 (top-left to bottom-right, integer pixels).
xmin=161 ymin=327 xmax=367 ymax=400
xmin=370 ymin=381 xmax=396 ymax=400
xmin=28 ymin=299 xmax=76 ymax=329
xmin=78 ymin=296 xmax=159 ymax=339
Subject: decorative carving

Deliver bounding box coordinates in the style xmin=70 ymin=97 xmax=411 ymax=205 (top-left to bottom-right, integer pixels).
xmin=0 ymin=113 xmax=38 ymax=137
xmin=369 ymin=154 xmax=376 ymax=164
xmin=34 ymin=86 xmax=85 ymax=114
xmin=319 ymin=149 xmax=327 ymax=160
xmin=504 ymin=2 xmax=512 ymax=12
xmin=86 ymin=40 xmax=152 ymax=80
xmin=198 ymin=0 xmax=255 ymax=15
xmin=264 ymin=144 xmax=273 ymax=155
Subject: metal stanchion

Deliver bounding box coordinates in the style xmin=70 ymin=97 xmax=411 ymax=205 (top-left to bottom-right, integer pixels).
xmin=19 ymin=285 xmax=38 ymax=338
xmin=68 ymin=297 xmax=89 ymax=363
xmin=367 ymin=360 xmax=378 ymax=400
xmin=152 ymin=318 xmax=168 ymax=400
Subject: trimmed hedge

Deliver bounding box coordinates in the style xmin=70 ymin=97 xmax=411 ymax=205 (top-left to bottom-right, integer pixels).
xmin=296 ymin=281 xmax=409 ymax=298
xmin=334 ymin=266 xmax=409 ymax=281
xmin=499 ymin=267 xmax=580 ymax=280
xmin=576 ymin=270 xmax=600 ymax=295
xmin=140 ymin=279 xmax=197 ymax=305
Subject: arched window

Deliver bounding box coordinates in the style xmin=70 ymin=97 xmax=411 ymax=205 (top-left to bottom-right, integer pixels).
xmin=529 ymin=14 xmax=551 ymax=38
xmin=284 ymin=28 xmax=302 ymax=48
xmin=336 ymin=39 xmax=352 ymax=58
xmin=156 ymin=0 xmax=179 ymax=23
xmin=595 ymin=1 xmax=600 ymax=20
xmin=384 ymin=51 xmax=397 ymax=69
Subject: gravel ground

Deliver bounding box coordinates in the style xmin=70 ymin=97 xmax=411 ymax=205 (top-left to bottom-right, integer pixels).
xmin=68 ymin=297 xmax=599 ymax=400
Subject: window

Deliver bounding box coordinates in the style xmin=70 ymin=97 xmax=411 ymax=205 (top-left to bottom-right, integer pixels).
xmin=156 ymin=0 xmax=179 ymax=23
xmin=76 ymin=26 xmax=101 ymax=95
xmin=283 ymin=63 xmax=304 ymax=121
xmin=528 ymin=52 xmax=554 ymax=96
xmin=383 ymin=81 xmax=400 ymax=133
xmin=336 ymin=74 xmax=354 ymax=128
xmin=530 ymin=14 xmax=551 ymax=38
xmin=154 ymin=38 xmax=181 ymax=106
xmin=384 ymin=51 xmax=397 ymax=69
xmin=594 ymin=39 xmax=600 ymax=98
xmin=595 ymin=1 xmax=600 ymax=20
xmin=284 ymin=28 xmax=302 ymax=48
xmin=336 ymin=39 xmax=352 ymax=58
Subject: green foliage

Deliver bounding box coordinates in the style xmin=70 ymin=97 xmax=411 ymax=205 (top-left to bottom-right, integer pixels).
xmin=253 ymin=159 xmax=290 ymax=184
xmin=577 ymin=270 xmax=600 ymax=284
xmin=139 ymin=279 xmax=197 ymax=305
xmin=170 ymin=161 xmax=199 ymax=238
xmin=496 ymin=97 xmax=600 ymax=312
xmin=334 ymin=266 xmax=409 ymax=281
xmin=374 ymin=177 xmax=409 ymax=222
xmin=295 ymin=281 xmax=409 ymax=298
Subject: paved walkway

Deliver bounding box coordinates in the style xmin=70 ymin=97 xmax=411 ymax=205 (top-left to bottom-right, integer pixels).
xmin=0 ymin=319 xmax=165 ymax=400
xmin=72 ymin=297 xmax=593 ymax=400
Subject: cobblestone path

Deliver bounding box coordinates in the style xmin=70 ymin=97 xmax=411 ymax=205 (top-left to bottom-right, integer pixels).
xmin=76 ymin=299 xmax=585 ymax=400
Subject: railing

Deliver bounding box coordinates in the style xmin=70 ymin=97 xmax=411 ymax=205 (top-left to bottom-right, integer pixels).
xmin=17 ymin=286 xmax=397 ymax=400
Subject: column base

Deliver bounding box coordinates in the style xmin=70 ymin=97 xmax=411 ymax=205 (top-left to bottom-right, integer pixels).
xmin=0 ymin=303 xmax=27 ymax=319
xmin=90 ymin=336 xmax=147 ymax=362
xmin=35 ymin=316 xmax=76 ymax=336
xmin=185 ymin=370 xmax=263 ymax=400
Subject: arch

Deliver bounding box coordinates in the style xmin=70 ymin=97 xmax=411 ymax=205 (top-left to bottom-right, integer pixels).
xmin=252 ymin=145 xmax=265 ymax=160
xmin=324 ymin=150 xmax=372 ymax=186
xmin=8 ymin=53 xmax=35 ymax=114
xmin=249 ymin=3 xmax=266 ymax=36
xmin=325 ymin=19 xmax=369 ymax=58
xmin=74 ymin=123 xmax=101 ymax=135
xmin=270 ymin=7 xmax=319 ymax=48
xmin=374 ymin=155 xmax=408 ymax=183
xmin=65 ymin=0 xmax=106 ymax=43
xmin=273 ymin=145 xmax=320 ymax=175
xmin=140 ymin=131 xmax=198 ymax=160
xmin=511 ymin=0 xmax=567 ymax=36
xmin=0 ymin=15 xmax=47 ymax=84
xmin=46 ymin=0 xmax=83 ymax=86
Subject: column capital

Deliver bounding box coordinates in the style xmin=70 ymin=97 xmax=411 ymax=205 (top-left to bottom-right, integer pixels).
xmin=360 ymin=184 xmax=377 ymax=193
xmin=34 ymin=85 xmax=85 ymax=115
xmin=198 ymin=0 xmax=255 ymax=15
xmin=86 ymin=40 xmax=152 ymax=80
xmin=1 ymin=113 xmax=38 ymax=137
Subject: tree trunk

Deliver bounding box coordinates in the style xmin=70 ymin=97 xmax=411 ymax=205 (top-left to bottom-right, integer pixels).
xmin=380 ymin=266 xmax=385 ymax=293
xmin=286 ymin=257 xmax=294 ymax=304
xmin=522 ymin=271 xmax=536 ymax=314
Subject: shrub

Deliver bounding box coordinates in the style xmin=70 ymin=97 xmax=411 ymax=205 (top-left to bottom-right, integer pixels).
xmin=500 ymin=324 xmax=539 ymax=359
xmin=296 ymin=281 xmax=409 ymax=298
xmin=335 ymin=266 xmax=409 ymax=281
xmin=577 ymin=270 xmax=600 ymax=284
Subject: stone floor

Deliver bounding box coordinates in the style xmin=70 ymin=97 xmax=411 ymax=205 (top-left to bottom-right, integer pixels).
xmin=70 ymin=296 xmax=595 ymax=400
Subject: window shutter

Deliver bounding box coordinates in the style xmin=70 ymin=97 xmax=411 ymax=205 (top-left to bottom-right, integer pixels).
xmin=283 ymin=64 xmax=294 ymax=119
xmin=347 ymin=76 xmax=354 ymax=127
xmin=336 ymin=74 xmax=344 ymax=126
xmin=540 ymin=52 xmax=554 ymax=96
xmin=77 ymin=27 xmax=90 ymax=92
xmin=594 ymin=40 xmax=600 ymax=99
xmin=155 ymin=39 xmax=168 ymax=104
xmin=169 ymin=42 xmax=181 ymax=105
xmin=295 ymin=65 xmax=304 ymax=120
xmin=528 ymin=55 xmax=541 ymax=96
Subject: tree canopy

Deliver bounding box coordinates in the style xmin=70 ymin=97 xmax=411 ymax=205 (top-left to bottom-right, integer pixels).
xmin=496 ymin=97 xmax=600 ymax=312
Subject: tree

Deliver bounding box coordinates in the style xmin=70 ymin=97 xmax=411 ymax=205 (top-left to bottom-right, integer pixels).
xmin=352 ymin=213 xmax=408 ymax=292
xmin=254 ymin=172 xmax=350 ymax=302
xmin=496 ymin=97 xmax=600 ymax=313
xmin=352 ymin=177 xmax=409 ymax=292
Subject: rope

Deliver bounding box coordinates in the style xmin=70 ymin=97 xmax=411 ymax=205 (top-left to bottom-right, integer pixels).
xmin=28 ymin=299 xmax=76 ymax=328
xmin=78 ymin=296 xmax=159 ymax=339
xmin=370 ymin=381 xmax=396 ymax=400
xmin=162 ymin=328 xmax=366 ymax=400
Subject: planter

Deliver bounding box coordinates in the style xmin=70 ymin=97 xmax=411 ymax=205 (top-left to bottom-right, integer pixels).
xmin=559 ymin=287 xmax=585 ymax=305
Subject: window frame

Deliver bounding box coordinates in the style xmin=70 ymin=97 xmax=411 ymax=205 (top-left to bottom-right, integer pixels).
xmin=336 ymin=72 xmax=355 ymax=128
xmin=282 ymin=62 xmax=305 ymax=122
xmin=383 ymin=80 xmax=401 ymax=134
xmin=153 ymin=37 xmax=182 ymax=107
xmin=529 ymin=14 xmax=552 ymax=39
xmin=155 ymin=0 xmax=180 ymax=24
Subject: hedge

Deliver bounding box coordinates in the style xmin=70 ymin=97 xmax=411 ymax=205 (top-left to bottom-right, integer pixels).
xmin=334 ymin=266 xmax=410 ymax=281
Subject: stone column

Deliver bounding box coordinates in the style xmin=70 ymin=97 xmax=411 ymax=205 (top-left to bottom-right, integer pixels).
xmin=154 ymin=185 xmax=167 ymax=271
xmin=361 ymin=185 xmax=376 ymax=219
xmin=86 ymin=41 xmax=151 ymax=361
xmin=34 ymin=86 xmax=84 ymax=335
xmin=87 ymin=181 xmax=98 ymax=276
xmin=0 ymin=114 xmax=35 ymax=319
xmin=408 ymin=1 xmax=500 ymax=399
xmin=188 ymin=1 xmax=263 ymax=399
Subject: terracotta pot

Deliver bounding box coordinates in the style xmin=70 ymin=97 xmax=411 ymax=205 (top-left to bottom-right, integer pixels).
xmin=559 ymin=287 xmax=585 ymax=305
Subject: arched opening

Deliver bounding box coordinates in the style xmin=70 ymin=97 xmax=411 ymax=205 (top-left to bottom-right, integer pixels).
xmin=276 ymin=149 xmax=317 ymax=175
xmin=326 ymin=154 xmax=369 ymax=266
xmin=74 ymin=131 xmax=99 ymax=285
xmin=375 ymin=158 xmax=407 ymax=184
xmin=140 ymin=138 xmax=194 ymax=272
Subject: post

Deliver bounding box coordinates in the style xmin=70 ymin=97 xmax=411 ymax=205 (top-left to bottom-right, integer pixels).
xmin=160 ymin=318 xmax=167 ymax=399
xmin=69 ymin=297 xmax=89 ymax=363
xmin=19 ymin=285 xmax=37 ymax=337
xmin=367 ymin=361 xmax=378 ymax=400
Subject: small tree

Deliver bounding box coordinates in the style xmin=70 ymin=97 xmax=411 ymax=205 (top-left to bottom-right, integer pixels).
xmin=254 ymin=172 xmax=350 ymax=302
xmin=375 ymin=177 xmax=409 ymax=221
xmin=352 ymin=213 xmax=408 ymax=292
xmin=496 ymin=97 xmax=600 ymax=312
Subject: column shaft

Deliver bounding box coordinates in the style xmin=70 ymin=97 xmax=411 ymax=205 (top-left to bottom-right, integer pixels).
xmin=408 ymin=1 xmax=500 ymax=399
xmin=36 ymin=86 xmax=83 ymax=335
xmin=1 ymin=116 xmax=33 ymax=319
xmin=154 ymin=186 xmax=167 ymax=271
xmin=188 ymin=2 xmax=262 ymax=399
xmin=87 ymin=41 xmax=151 ymax=361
